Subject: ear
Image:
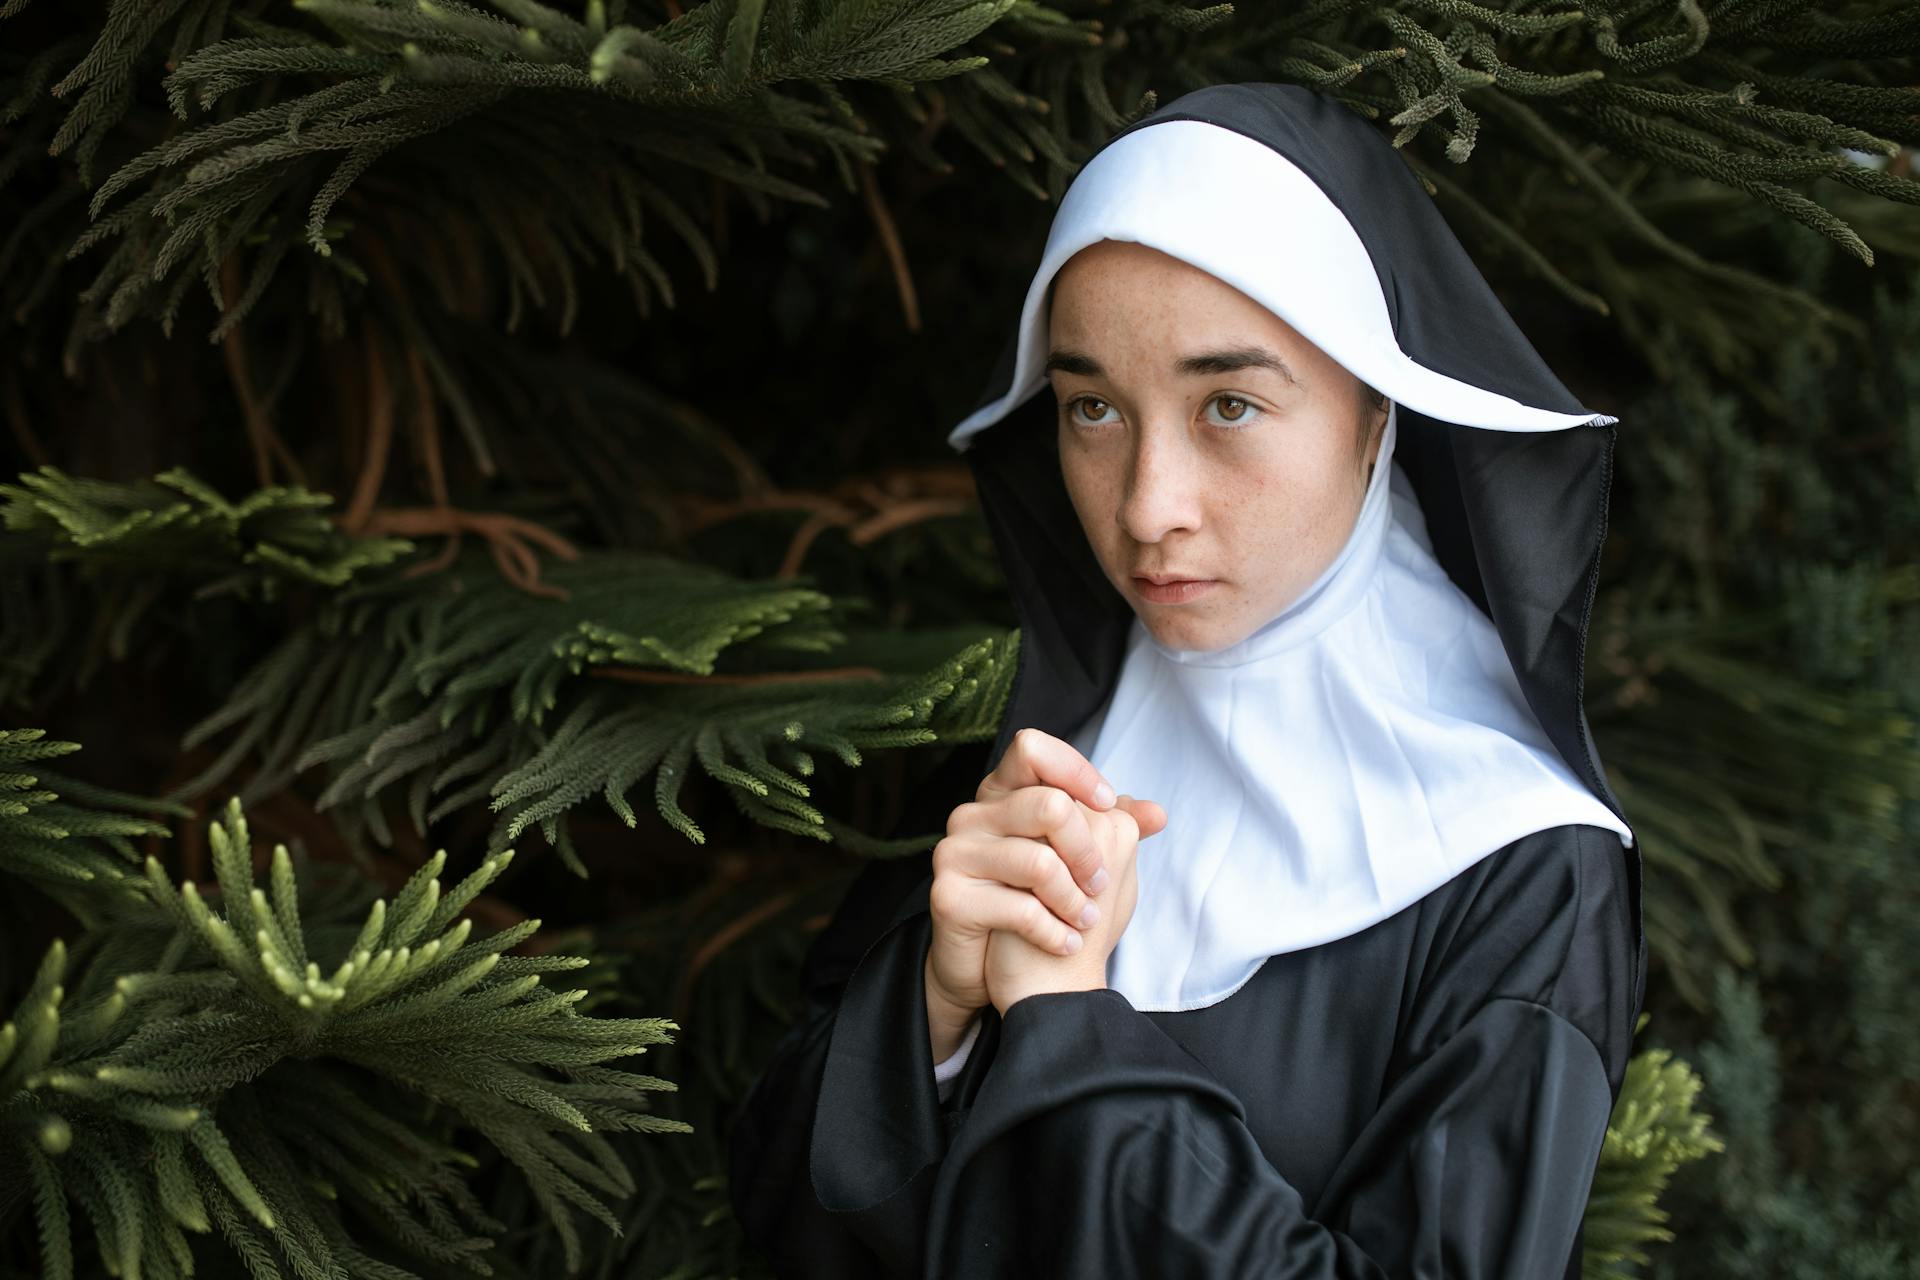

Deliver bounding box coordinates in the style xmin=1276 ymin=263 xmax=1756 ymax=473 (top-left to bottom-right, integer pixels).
xmin=1363 ymin=398 xmax=1389 ymax=472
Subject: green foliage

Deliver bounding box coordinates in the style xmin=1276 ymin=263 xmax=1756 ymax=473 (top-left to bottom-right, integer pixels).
xmin=0 ymin=728 xmax=184 ymax=924
xmin=173 ymin=550 xmax=1018 ymax=864
xmin=1585 ymin=264 xmax=1920 ymax=1008
xmin=1583 ymin=1019 xmax=1725 ymax=1276
xmin=1663 ymin=966 xmax=1920 ymax=1278
xmin=5 ymin=0 xmax=1911 ymax=368
xmin=0 ymin=466 xmax=413 ymax=589
xmin=0 ymin=771 xmax=690 ymax=1279
xmin=27 ymin=0 xmax=1027 ymax=337
xmin=1608 ymin=246 xmax=1920 ymax=1272
xmin=0 ymin=467 xmax=413 ymax=709
xmin=463 ymin=869 xmax=846 ymax=1279
xmin=1590 ymin=606 xmax=1917 ymax=1004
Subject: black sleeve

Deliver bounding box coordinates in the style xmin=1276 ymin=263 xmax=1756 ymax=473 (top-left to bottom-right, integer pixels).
xmin=725 ymin=740 xmax=991 ymax=1277
xmin=925 ymin=992 xmax=1609 ymax=1278
xmin=918 ymin=823 xmax=1634 ymax=1279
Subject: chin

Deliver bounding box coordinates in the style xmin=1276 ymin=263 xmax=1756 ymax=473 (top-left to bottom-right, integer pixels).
xmin=1139 ymin=611 xmax=1240 ymax=654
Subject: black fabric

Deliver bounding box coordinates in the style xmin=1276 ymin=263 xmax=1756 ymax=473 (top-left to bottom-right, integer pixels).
xmin=728 ymin=80 xmax=1644 ymax=1276
xmin=730 ymin=809 xmax=1633 ymax=1276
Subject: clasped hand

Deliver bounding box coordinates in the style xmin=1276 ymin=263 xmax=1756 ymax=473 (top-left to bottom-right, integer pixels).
xmin=924 ymin=728 xmax=1167 ymax=1061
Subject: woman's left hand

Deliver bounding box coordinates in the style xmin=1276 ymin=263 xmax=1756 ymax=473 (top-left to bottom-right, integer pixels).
xmin=984 ymin=793 xmax=1164 ymax=1015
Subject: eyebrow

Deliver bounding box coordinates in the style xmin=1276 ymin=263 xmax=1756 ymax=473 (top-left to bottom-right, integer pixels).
xmin=1043 ymin=345 xmax=1304 ymax=388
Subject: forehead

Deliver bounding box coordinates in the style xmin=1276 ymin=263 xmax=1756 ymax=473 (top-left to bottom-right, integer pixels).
xmin=1046 ymin=243 xmax=1330 ymax=379
xmin=1050 ymin=240 xmax=1222 ymax=298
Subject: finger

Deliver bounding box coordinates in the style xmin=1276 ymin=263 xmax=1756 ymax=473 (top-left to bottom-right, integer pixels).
xmin=1114 ymin=795 xmax=1167 ymax=839
xmin=979 ymin=785 xmax=1104 ymax=896
xmin=934 ymin=832 xmax=1097 ymax=931
xmin=979 ymin=727 xmax=1116 ymax=813
xmin=959 ymin=881 xmax=1085 ymax=956
xmin=971 ymin=834 xmax=1099 ymax=931
xmin=937 ymin=828 xmax=1099 ymax=930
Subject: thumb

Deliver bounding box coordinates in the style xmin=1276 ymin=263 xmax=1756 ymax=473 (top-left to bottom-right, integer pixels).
xmin=1113 ymin=794 xmax=1167 ymax=839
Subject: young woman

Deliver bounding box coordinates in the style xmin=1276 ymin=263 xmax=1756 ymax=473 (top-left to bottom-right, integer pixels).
xmin=729 ymin=81 xmax=1642 ymax=1279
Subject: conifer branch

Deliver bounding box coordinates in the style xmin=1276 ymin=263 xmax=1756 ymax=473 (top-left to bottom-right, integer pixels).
xmin=1 ymin=466 xmax=413 ymax=592
xmin=1581 ymin=1018 xmax=1725 ymax=1274
xmin=0 ymin=786 xmax=689 ymax=1278
xmin=1588 ymin=589 xmax=1920 ymax=1007
xmin=0 ymin=728 xmax=182 ymax=924
xmin=168 ymin=551 xmax=1016 ymax=862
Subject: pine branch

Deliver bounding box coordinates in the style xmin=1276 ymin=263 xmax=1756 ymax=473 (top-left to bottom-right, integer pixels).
xmin=6 ymin=0 xmax=1911 ymax=463
xmin=1589 ymin=593 xmax=1920 ymax=1006
xmin=1581 ymin=1017 xmax=1725 ymax=1276
xmin=29 ymin=0 xmax=1034 ymax=338
xmin=171 ymin=548 xmax=1016 ymax=863
xmin=0 ymin=791 xmax=689 ymax=1279
xmin=0 ymin=728 xmax=182 ymax=925
xmin=1 ymin=465 xmax=413 ymax=593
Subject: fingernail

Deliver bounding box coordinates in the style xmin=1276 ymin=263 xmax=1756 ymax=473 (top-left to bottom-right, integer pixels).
xmin=1079 ymin=902 xmax=1100 ymax=929
xmin=1089 ymin=867 xmax=1110 ymax=895
xmin=1062 ymin=931 xmax=1083 ymax=953
xmin=1093 ymin=781 xmax=1116 ymax=809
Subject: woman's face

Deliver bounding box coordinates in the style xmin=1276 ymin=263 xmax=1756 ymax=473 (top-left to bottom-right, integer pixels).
xmin=1049 ymin=240 xmax=1388 ymax=653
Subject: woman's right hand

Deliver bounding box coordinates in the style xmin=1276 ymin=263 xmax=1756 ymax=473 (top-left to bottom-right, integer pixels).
xmin=923 ymin=728 xmax=1163 ymax=1060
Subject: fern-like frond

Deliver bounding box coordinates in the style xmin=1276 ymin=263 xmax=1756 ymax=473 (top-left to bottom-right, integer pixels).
xmin=0 ymin=727 xmax=181 ymax=925
xmin=171 ymin=549 xmax=1016 ymax=863
xmin=1581 ymin=1018 xmax=1725 ymax=1276
xmin=1 ymin=793 xmax=688 ymax=1279
xmin=1 ymin=466 xmax=413 ymax=593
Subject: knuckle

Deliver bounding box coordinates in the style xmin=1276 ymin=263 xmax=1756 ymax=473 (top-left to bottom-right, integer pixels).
xmin=928 ymin=879 xmax=959 ymax=922
xmin=1036 ymin=787 xmax=1072 ymax=828
xmin=1025 ymin=843 xmax=1058 ymax=885
xmin=948 ymin=801 xmax=983 ymax=833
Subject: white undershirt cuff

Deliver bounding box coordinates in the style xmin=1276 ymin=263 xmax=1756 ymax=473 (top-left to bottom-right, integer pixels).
xmin=932 ymin=1013 xmax=983 ymax=1102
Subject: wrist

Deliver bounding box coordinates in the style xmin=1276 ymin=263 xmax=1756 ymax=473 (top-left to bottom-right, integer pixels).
xmin=924 ymin=955 xmax=982 ymax=1060
xmin=992 ymin=969 xmax=1107 ymax=1018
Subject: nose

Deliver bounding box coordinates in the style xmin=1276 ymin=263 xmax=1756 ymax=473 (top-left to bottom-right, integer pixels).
xmin=1116 ymin=421 xmax=1204 ymax=545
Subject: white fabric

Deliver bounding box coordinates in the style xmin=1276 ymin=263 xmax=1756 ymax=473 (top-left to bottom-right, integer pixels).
xmin=946 ymin=119 xmax=1616 ymax=452
xmin=1066 ymin=399 xmax=1632 ymax=1012
xmin=932 ymin=1013 xmax=981 ymax=1102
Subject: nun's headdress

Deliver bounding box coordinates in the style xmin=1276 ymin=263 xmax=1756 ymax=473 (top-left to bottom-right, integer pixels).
xmin=948 ymin=83 xmax=1644 ymax=1015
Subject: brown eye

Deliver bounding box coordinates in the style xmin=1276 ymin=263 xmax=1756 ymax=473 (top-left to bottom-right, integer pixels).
xmin=1069 ymin=397 xmax=1118 ymax=428
xmin=1206 ymin=395 xmax=1262 ymax=430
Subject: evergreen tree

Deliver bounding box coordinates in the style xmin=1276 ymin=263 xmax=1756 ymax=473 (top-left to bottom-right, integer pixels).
xmin=3 ymin=1 xmax=1914 ymax=1275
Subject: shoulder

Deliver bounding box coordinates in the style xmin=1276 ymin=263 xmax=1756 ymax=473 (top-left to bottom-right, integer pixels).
xmin=1407 ymin=823 xmax=1636 ymax=1095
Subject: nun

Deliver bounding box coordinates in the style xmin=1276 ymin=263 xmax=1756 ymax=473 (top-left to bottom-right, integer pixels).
xmin=728 ymin=80 xmax=1643 ymax=1278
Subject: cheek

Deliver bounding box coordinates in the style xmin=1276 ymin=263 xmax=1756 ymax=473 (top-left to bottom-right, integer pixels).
xmin=1234 ymin=466 xmax=1344 ymax=560
xmin=1061 ymin=460 xmax=1117 ymax=545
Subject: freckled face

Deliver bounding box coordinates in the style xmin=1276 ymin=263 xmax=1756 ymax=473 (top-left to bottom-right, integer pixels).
xmin=1049 ymin=240 xmax=1388 ymax=653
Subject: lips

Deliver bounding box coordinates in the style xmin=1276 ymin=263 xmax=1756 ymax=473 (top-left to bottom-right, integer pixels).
xmin=1132 ymin=575 xmax=1219 ymax=604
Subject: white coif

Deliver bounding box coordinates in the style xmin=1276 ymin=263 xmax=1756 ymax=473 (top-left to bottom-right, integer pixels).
xmin=947 ymin=119 xmax=1615 ymax=452
xmin=1072 ymin=399 xmax=1633 ymax=1013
